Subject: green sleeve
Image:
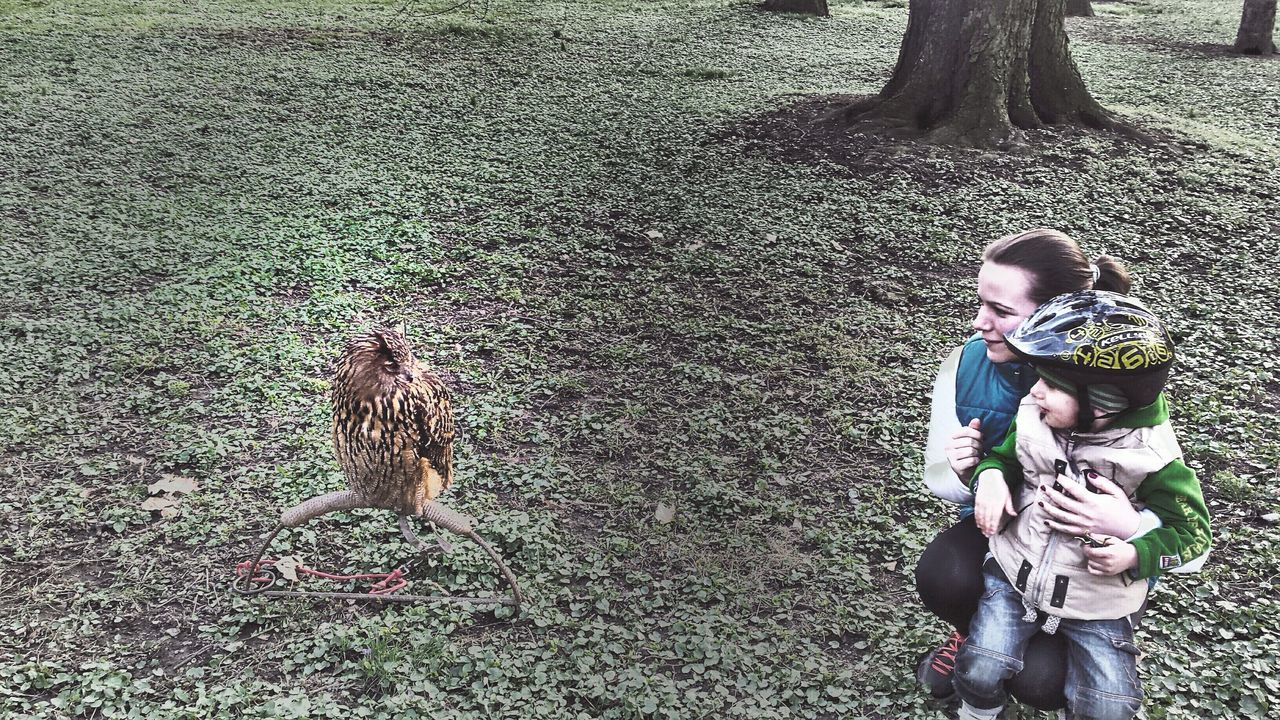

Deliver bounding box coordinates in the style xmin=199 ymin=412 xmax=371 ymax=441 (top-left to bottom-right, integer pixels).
xmin=1130 ymin=460 xmax=1212 ymax=579
xmin=970 ymin=419 xmax=1022 ymax=493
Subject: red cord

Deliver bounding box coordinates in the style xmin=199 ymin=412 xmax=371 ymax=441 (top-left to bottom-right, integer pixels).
xmin=235 ymin=559 xmax=408 ymax=594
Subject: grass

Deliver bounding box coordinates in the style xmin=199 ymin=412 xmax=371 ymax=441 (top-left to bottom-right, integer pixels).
xmin=2 ymin=0 xmax=1279 ymax=718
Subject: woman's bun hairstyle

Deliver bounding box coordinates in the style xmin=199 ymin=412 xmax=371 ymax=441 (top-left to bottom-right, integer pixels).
xmin=1091 ymin=254 xmax=1132 ymax=295
xmin=983 ymin=229 xmax=1130 ymax=304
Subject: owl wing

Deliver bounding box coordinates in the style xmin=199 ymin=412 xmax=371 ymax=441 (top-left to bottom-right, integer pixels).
xmin=412 ymin=370 xmax=455 ymax=502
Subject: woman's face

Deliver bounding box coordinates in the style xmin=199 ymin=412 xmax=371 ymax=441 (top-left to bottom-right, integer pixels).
xmin=973 ymin=262 xmax=1039 ymax=363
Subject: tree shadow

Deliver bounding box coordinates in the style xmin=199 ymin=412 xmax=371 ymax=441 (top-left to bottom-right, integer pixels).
xmin=715 ymin=94 xmax=1200 ymax=192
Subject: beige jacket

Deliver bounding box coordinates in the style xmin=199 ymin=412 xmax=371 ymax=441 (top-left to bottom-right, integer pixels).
xmin=988 ymin=398 xmax=1182 ymax=621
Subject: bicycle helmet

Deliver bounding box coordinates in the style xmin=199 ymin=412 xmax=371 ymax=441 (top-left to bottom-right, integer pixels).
xmin=1005 ymin=290 xmax=1174 ymax=429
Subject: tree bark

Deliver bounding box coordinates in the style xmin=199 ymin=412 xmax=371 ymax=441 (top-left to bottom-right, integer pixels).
xmin=837 ymin=0 xmax=1114 ymax=147
xmin=1065 ymin=0 xmax=1094 ymax=17
xmin=1064 ymin=0 xmax=1095 ymax=16
xmin=1235 ymin=0 xmax=1277 ymax=55
xmin=761 ymin=0 xmax=829 ymax=15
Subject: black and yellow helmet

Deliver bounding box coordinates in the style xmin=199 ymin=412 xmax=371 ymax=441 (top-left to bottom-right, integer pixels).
xmin=1006 ymin=291 xmax=1174 ymax=427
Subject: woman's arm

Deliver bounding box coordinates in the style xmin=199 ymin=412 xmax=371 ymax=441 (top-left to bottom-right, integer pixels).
xmin=1042 ymin=471 xmax=1211 ymax=574
xmin=923 ymin=347 xmax=973 ymax=504
xmin=1040 ymin=473 xmax=1143 ymax=539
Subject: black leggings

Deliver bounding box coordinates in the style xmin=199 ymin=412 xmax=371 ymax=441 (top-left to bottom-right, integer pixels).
xmin=915 ymin=516 xmax=1068 ymax=711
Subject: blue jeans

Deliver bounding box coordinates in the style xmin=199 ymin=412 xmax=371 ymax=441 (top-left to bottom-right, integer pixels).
xmin=953 ymin=562 xmax=1143 ymax=720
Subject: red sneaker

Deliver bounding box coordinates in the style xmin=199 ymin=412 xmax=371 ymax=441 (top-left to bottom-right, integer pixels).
xmin=916 ymin=630 xmax=966 ymax=700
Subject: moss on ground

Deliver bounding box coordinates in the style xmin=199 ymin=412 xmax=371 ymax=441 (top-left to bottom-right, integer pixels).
xmin=1 ymin=0 xmax=1278 ymax=718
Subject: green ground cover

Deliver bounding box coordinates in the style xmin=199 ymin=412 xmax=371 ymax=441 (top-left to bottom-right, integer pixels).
xmin=2 ymin=0 xmax=1278 ymax=717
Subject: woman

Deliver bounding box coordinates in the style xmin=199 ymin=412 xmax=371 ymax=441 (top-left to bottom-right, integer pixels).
xmin=916 ymin=229 xmax=1149 ymax=710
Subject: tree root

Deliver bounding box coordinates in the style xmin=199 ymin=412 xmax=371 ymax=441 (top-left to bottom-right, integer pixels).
xmin=823 ymin=93 xmax=1158 ymax=151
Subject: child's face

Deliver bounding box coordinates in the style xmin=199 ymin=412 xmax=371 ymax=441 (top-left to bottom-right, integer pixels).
xmin=1029 ymin=378 xmax=1080 ymax=429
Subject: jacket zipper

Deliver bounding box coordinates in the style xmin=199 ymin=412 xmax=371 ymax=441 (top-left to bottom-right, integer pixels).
xmin=1033 ymin=430 xmax=1078 ymax=610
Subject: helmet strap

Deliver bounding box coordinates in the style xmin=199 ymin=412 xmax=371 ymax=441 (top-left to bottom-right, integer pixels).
xmin=1075 ymin=384 xmax=1094 ymax=431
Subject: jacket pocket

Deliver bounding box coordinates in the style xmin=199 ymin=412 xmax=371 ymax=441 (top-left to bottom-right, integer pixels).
xmin=1110 ymin=636 xmax=1141 ymax=657
xmin=980 ymin=557 xmax=1013 ymax=600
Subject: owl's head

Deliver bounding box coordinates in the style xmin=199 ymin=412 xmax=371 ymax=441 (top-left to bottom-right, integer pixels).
xmin=339 ymin=326 xmax=418 ymax=386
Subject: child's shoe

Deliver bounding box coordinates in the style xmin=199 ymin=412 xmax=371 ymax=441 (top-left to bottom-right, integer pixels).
xmin=916 ymin=630 xmax=966 ymax=700
xmin=955 ymin=701 xmax=1002 ymax=720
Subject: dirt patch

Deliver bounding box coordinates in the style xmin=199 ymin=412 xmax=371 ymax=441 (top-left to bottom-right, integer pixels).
xmin=1163 ymin=41 xmax=1262 ymax=60
xmin=181 ymin=27 xmax=388 ymax=51
xmin=1086 ymin=33 xmax=1254 ymax=60
xmin=719 ymin=94 xmax=1201 ymax=191
xmin=1072 ymin=15 xmax=1272 ymax=60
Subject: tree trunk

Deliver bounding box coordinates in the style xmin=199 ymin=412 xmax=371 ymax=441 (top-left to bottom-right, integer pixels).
xmin=1065 ymin=0 xmax=1093 ymax=17
xmin=837 ymin=0 xmax=1113 ymax=147
xmin=761 ymin=0 xmax=829 ymax=15
xmin=1235 ymin=0 xmax=1277 ymax=55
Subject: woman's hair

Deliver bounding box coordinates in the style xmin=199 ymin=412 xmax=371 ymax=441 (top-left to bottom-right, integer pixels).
xmin=982 ymin=228 xmax=1131 ymax=305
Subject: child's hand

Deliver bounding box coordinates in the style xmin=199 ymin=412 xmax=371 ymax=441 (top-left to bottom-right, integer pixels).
xmin=974 ymin=469 xmax=1015 ymax=537
xmin=1082 ymin=537 xmax=1138 ymax=576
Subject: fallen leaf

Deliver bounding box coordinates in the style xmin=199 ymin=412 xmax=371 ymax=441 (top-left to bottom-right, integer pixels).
xmin=140 ymin=496 xmax=179 ymax=512
xmin=655 ymin=502 xmax=675 ymax=524
xmin=275 ymin=555 xmax=303 ymax=582
xmin=148 ymin=475 xmax=199 ymax=496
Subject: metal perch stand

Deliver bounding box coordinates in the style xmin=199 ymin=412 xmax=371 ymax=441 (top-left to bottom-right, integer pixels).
xmin=232 ymin=490 xmax=524 ymax=614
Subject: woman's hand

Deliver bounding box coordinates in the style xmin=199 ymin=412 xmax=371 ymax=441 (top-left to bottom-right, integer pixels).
xmin=1082 ymin=537 xmax=1138 ymax=576
xmin=945 ymin=418 xmax=983 ymax=481
xmin=974 ymin=469 xmax=1016 ymax=537
xmin=1040 ymin=472 xmax=1140 ymax=539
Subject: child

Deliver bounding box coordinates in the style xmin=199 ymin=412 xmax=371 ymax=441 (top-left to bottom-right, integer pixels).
xmin=952 ymin=290 xmax=1212 ymax=720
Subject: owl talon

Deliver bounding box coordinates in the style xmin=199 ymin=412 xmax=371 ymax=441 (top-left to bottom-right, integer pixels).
xmin=399 ymin=515 xmax=453 ymax=555
xmin=434 ymin=530 xmax=455 ymax=555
